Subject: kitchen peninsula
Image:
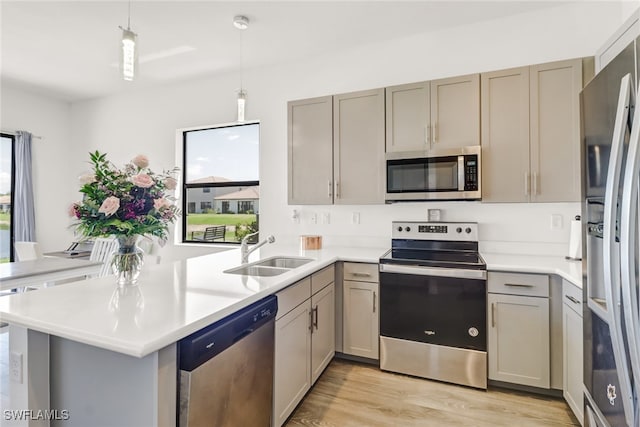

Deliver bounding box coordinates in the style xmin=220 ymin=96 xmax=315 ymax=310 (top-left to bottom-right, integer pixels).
xmin=0 ymin=245 xmax=582 ymax=427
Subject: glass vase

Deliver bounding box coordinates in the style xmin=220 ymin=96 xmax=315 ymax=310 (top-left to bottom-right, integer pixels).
xmin=112 ymin=235 xmax=144 ymax=286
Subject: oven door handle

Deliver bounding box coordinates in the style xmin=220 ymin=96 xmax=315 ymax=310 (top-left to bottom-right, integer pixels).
xmin=379 ymin=263 xmax=487 ymax=280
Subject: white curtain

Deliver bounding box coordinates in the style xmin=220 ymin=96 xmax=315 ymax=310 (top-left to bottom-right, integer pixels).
xmin=14 ymin=131 xmax=35 ymax=242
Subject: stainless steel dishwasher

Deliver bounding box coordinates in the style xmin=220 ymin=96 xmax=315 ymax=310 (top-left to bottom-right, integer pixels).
xmin=178 ymin=295 xmax=277 ymax=427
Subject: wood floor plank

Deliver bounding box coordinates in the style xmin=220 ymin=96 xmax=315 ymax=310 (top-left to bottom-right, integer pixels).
xmin=286 ymin=359 xmax=579 ymax=427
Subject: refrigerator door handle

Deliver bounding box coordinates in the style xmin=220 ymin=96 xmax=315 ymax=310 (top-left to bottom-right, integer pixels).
xmin=620 ymin=77 xmax=640 ymax=420
xmin=602 ymin=73 xmax=636 ymax=426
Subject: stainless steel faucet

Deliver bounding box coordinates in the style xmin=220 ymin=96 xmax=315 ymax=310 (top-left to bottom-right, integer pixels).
xmin=241 ymin=232 xmax=275 ymax=264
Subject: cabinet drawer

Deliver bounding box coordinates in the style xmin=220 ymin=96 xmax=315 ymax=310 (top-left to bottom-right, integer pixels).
xmin=562 ymin=279 xmax=582 ymax=316
xmin=276 ymin=277 xmax=311 ymax=319
xmin=311 ymin=264 xmax=335 ymax=295
xmin=344 ymin=262 xmax=379 ymax=283
xmin=488 ymin=272 xmax=549 ymax=297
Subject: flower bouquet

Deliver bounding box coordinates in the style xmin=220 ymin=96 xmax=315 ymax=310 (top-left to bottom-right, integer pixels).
xmin=70 ymin=151 xmax=180 ymax=285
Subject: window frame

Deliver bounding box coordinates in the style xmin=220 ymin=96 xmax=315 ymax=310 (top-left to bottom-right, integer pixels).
xmin=1 ymin=133 xmax=16 ymax=262
xmin=180 ymin=121 xmax=259 ymax=245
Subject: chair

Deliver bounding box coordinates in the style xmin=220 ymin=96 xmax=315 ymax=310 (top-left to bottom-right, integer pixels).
xmin=14 ymin=241 xmax=43 ymax=261
xmin=90 ymin=237 xmax=119 ymax=278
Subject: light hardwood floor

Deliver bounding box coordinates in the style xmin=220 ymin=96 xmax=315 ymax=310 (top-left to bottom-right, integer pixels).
xmin=286 ymin=359 xmax=579 ymax=427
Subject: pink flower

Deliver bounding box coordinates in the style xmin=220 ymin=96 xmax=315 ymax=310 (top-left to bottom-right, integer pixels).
xmin=78 ymin=173 xmax=96 ymax=185
xmin=98 ymin=196 xmax=120 ymax=217
xmin=68 ymin=203 xmax=78 ymax=217
xmin=131 ymin=155 xmax=149 ymax=169
xmin=153 ymin=198 xmax=171 ymax=210
xmin=164 ymin=177 xmax=177 ymax=190
xmin=131 ymin=173 xmax=154 ymax=188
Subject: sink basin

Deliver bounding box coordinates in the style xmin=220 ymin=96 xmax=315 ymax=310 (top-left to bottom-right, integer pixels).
xmin=254 ymin=256 xmax=313 ymax=269
xmin=224 ymin=265 xmax=290 ymax=277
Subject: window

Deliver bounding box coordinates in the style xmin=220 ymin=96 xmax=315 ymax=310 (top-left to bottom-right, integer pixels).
xmin=0 ymin=134 xmax=15 ymax=262
xmin=183 ymin=123 xmax=259 ymax=244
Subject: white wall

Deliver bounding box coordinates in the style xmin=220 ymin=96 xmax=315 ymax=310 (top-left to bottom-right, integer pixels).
xmin=59 ymin=2 xmax=634 ymax=260
xmin=0 ymin=84 xmax=75 ymax=253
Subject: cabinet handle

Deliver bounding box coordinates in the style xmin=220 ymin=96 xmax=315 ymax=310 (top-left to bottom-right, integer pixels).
xmin=533 ymin=172 xmax=539 ymax=195
xmin=313 ymin=306 xmax=318 ymax=330
xmin=524 ymin=172 xmax=531 ymax=196
xmin=335 ymin=181 xmax=340 ymax=199
xmin=504 ymin=283 xmax=534 ymax=288
xmin=373 ymin=291 xmax=377 ymax=313
xmin=309 ymin=310 xmax=314 ymax=333
xmin=424 ymin=125 xmax=430 ymax=146
xmin=565 ymin=295 xmax=580 ymax=305
xmin=491 ymin=303 xmax=496 ymax=327
xmin=432 ymin=123 xmax=438 ymax=145
xmin=328 ymin=180 xmax=332 ymax=198
xmin=352 ymin=272 xmax=372 ymax=278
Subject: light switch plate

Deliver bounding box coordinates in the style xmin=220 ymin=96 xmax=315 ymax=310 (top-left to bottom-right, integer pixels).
xmin=310 ymin=213 xmax=317 ymax=224
xmin=351 ymin=212 xmax=360 ymax=224
xmin=322 ymin=213 xmax=330 ymax=224
xmin=10 ymin=351 xmax=22 ymax=383
xmin=551 ymin=214 xmax=563 ymax=230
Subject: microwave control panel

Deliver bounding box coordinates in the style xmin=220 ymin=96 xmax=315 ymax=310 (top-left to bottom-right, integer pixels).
xmin=464 ymin=156 xmax=478 ymax=191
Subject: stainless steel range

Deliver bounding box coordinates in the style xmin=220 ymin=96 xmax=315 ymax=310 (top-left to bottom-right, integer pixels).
xmin=379 ymin=221 xmax=487 ymax=389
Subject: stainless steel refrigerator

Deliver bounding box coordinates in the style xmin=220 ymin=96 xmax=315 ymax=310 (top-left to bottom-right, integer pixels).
xmin=581 ymin=39 xmax=640 ymax=427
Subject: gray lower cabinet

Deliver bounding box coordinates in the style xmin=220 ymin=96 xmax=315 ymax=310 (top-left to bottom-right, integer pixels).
xmin=273 ymin=266 xmax=335 ymax=427
xmin=342 ymin=262 xmax=379 ymax=359
xmin=562 ymin=279 xmax=584 ymax=424
xmin=488 ymin=272 xmax=551 ymax=389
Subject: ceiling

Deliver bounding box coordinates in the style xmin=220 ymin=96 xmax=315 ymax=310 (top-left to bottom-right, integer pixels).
xmin=1 ymin=1 xmax=577 ymax=102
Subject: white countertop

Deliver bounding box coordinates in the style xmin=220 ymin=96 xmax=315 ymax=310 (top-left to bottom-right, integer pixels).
xmin=482 ymin=252 xmax=583 ymax=288
xmin=0 ymin=244 xmax=387 ymax=358
xmin=0 ymin=244 xmax=582 ymax=359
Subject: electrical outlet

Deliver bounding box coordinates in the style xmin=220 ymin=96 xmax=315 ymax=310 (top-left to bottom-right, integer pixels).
xmin=551 ymin=214 xmax=563 ymax=230
xmin=292 ymin=209 xmax=300 ymax=224
xmin=310 ymin=213 xmax=317 ymax=224
xmin=10 ymin=351 xmax=22 ymax=383
xmin=322 ymin=213 xmax=330 ymax=224
xmin=351 ymin=212 xmax=360 ymax=224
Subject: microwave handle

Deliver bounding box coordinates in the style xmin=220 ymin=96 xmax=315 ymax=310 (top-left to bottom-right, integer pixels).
xmin=458 ymin=156 xmax=465 ymax=191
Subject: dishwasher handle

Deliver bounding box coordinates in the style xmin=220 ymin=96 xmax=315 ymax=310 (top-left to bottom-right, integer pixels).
xmin=179 ymin=295 xmax=278 ymax=372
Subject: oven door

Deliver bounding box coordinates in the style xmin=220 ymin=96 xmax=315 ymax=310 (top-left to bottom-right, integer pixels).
xmin=379 ymin=264 xmax=487 ymax=352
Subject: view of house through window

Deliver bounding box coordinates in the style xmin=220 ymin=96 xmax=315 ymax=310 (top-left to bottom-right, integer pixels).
xmin=183 ymin=123 xmax=259 ymax=244
xmin=0 ymin=134 xmax=14 ymax=262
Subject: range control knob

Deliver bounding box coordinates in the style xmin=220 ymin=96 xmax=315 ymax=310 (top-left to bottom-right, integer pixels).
xmin=465 ymin=227 xmax=472 ymax=234
xmin=405 ymin=227 xmax=411 ymax=232
xmin=397 ymin=226 xmax=403 ymax=232
xmin=468 ymin=327 xmax=479 ymax=337
xmin=456 ymin=227 xmax=462 ymax=233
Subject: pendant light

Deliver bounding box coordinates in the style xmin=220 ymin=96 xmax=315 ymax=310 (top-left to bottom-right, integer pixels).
xmin=233 ymin=15 xmax=249 ymax=122
xmin=119 ymin=1 xmax=138 ymax=81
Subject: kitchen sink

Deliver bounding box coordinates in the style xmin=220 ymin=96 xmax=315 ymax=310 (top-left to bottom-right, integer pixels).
xmin=224 ymin=256 xmax=314 ymax=277
xmin=253 ymin=256 xmax=313 ymax=269
xmin=224 ymin=265 xmax=291 ymax=277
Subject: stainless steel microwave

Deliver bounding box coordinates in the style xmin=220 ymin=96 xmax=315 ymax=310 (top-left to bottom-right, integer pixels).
xmin=385 ymin=146 xmax=481 ymax=202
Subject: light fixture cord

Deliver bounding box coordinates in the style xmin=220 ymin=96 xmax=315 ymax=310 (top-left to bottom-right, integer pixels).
xmin=127 ymin=0 xmax=131 ymax=30
xmin=239 ymin=27 xmax=244 ymax=91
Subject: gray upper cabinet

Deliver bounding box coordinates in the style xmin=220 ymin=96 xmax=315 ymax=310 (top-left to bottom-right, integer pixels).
xmin=333 ymin=88 xmax=385 ymax=204
xmin=288 ymin=96 xmax=333 ymax=205
xmin=481 ymin=67 xmax=530 ymax=202
xmin=385 ymin=82 xmax=430 ymax=153
xmin=385 ymin=74 xmax=480 ymax=154
xmin=430 ymin=74 xmax=480 ymax=152
xmin=481 ymin=59 xmax=584 ymax=202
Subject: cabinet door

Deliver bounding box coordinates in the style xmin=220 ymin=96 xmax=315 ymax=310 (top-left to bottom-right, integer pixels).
xmin=311 ymin=283 xmax=335 ymax=384
xmin=488 ymin=293 xmax=550 ymax=388
xmin=343 ymin=280 xmax=379 ymax=359
xmin=530 ymin=59 xmax=582 ymax=202
xmin=563 ymin=292 xmax=584 ymax=423
xmin=273 ymin=301 xmax=311 ymax=427
xmin=288 ymin=96 xmax=334 ymax=204
xmin=333 ymin=89 xmax=385 ymax=204
xmin=430 ymin=73 xmax=480 ymax=151
xmin=480 ymin=67 xmax=530 ymax=202
xmin=385 ymin=82 xmax=430 ymax=153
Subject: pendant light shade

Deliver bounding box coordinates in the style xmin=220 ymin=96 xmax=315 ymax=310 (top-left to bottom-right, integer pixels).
xmin=234 ymin=15 xmax=249 ymax=122
xmin=237 ymin=89 xmax=247 ymax=122
xmin=119 ymin=1 xmax=137 ymax=82
xmin=120 ymin=27 xmax=137 ymax=81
